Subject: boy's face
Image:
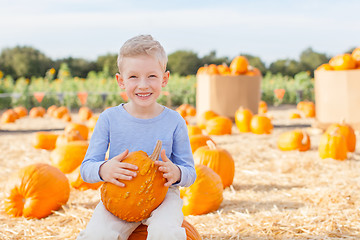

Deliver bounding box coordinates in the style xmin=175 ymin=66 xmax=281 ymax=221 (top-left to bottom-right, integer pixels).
xmin=116 ymin=55 xmax=169 ymax=109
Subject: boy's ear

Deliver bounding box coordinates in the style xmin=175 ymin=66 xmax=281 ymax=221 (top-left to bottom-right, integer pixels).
xmin=162 ymin=71 xmax=170 ymax=87
xmin=116 ymin=73 xmax=125 ymax=89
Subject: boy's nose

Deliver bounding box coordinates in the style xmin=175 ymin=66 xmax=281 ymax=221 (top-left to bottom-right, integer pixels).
xmin=138 ymin=78 xmax=149 ymax=89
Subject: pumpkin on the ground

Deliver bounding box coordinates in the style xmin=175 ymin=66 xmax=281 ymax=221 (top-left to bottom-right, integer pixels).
xmin=197 ymin=110 xmax=218 ymax=130
xmin=32 ymin=131 xmax=59 ymax=150
xmin=277 ymin=129 xmax=310 ymax=152
xmin=64 ymin=122 xmax=89 ymax=140
xmin=128 ymin=220 xmax=201 ymax=240
xmin=193 ymin=141 xmax=235 ymax=188
xmin=325 ymin=121 xmax=356 ymax=152
xmin=4 ymin=163 xmax=70 ymax=219
xmin=235 ymin=107 xmax=253 ymax=133
xmin=50 ymin=140 xmax=89 ymax=173
xmin=55 ymin=129 xmax=84 ymax=147
xmin=205 ymin=116 xmax=232 ymax=135
xmin=189 ymin=134 xmax=216 ymax=153
xmin=180 ymin=164 xmax=223 ymax=216
xmin=319 ymin=128 xmax=347 ymax=160
xmin=250 ymin=115 xmax=273 ymax=134
xmin=187 ymin=125 xmax=202 ymax=136
xmin=101 ymin=140 xmax=168 ymax=222
xmin=289 ymin=112 xmax=301 ymax=119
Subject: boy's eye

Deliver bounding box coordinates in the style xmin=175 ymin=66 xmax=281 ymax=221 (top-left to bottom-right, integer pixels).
xmin=149 ymin=75 xmax=157 ymax=78
xmin=129 ymin=76 xmax=137 ymax=78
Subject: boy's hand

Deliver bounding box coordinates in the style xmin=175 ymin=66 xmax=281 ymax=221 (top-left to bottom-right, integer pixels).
xmin=99 ymin=149 xmax=138 ymax=187
xmin=154 ymin=149 xmax=181 ymax=187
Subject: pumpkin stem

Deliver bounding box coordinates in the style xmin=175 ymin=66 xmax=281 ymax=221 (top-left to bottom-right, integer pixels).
xmin=206 ymin=140 xmax=216 ymax=150
xmin=340 ymin=118 xmax=346 ymax=125
xmin=150 ymin=140 xmax=162 ymax=161
xmin=301 ymin=130 xmax=309 ymax=145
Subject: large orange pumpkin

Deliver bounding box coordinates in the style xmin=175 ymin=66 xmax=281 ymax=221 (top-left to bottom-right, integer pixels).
xmin=193 ymin=141 xmax=235 ymax=188
xmin=302 ymin=102 xmax=316 ymax=118
xmin=55 ymin=129 xmax=84 ymax=147
xmin=235 ymin=107 xmax=253 ymax=133
xmin=230 ymin=56 xmax=249 ymax=75
xmin=250 ymin=115 xmax=273 ymax=134
xmin=50 ymin=140 xmax=89 ymax=174
xmin=128 ymin=220 xmax=201 ymax=240
xmin=197 ymin=110 xmax=218 ymax=130
xmin=180 ymin=164 xmax=223 ymax=216
xmin=4 ymin=163 xmax=70 ymax=219
xmin=187 ymin=125 xmax=203 ymax=136
xmin=325 ymin=121 xmax=356 ymax=152
xmin=319 ymin=128 xmax=347 ymax=161
xmin=101 ymin=141 xmax=168 ymax=222
xmin=205 ymin=116 xmax=232 ymax=135
xmin=64 ymin=122 xmax=89 ymax=140
xmin=277 ymin=129 xmax=311 ymax=152
xmin=189 ymin=134 xmax=216 ymax=153
xmin=32 ymin=131 xmax=59 ymax=150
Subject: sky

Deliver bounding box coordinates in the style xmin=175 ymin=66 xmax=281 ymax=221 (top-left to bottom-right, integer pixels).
xmin=1 ymin=0 xmax=360 ymax=65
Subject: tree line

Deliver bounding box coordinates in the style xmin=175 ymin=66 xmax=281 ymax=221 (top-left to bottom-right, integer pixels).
xmin=0 ymin=45 xmax=355 ymax=79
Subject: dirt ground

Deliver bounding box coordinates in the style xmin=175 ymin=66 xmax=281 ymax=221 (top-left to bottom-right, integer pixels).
xmin=0 ymin=105 xmax=360 ymax=240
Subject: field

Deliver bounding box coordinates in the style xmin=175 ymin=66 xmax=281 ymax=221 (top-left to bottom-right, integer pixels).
xmin=0 ymin=105 xmax=359 ymax=240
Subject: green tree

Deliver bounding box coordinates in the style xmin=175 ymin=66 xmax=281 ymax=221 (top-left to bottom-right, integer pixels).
xmin=269 ymin=59 xmax=303 ymax=77
xmin=167 ymin=50 xmax=201 ymax=76
xmin=299 ymin=47 xmax=329 ymax=74
xmin=200 ymin=50 xmax=230 ymax=66
xmin=0 ymin=46 xmax=53 ymax=79
xmin=96 ymin=54 xmax=118 ymax=77
xmin=54 ymin=57 xmax=97 ymax=78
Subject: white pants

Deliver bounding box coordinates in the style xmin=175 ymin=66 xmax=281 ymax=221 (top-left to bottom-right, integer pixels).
xmin=77 ymin=187 xmax=186 ymax=240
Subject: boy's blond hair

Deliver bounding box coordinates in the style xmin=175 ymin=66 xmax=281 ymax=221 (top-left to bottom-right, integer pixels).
xmin=117 ymin=35 xmax=167 ymax=73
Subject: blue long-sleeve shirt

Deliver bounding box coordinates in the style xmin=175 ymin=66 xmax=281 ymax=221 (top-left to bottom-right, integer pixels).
xmin=80 ymin=103 xmax=196 ymax=187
